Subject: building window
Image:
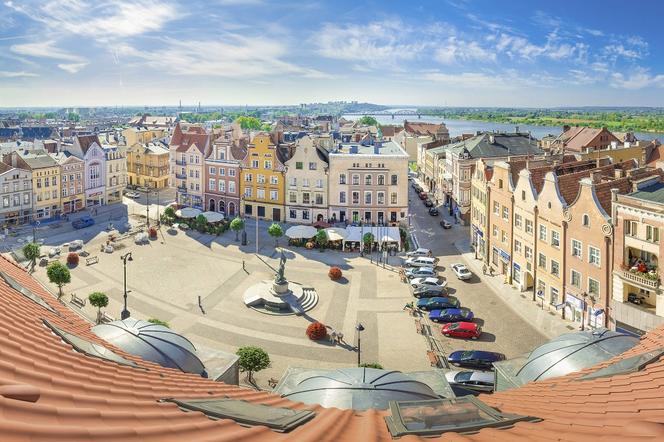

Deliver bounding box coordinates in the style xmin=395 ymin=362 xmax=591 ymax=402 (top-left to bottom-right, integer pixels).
xmin=352 ymin=174 xmax=359 ymax=185
xmin=377 ymin=192 xmax=385 ymax=205
xmin=339 ymin=173 xmax=346 ymax=184
xmin=514 ymin=240 xmax=521 ymax=253
xmin=572 ymin=239 xmax=582 ymax=258
xmin=209 ymin=167 xmax=216 ymax=175
xmin=264 ymin=160 xmax=272 ymax=169
xmin=219 ymin=168 xmax=226 ymax=176
xmin=492 ymin=225 xmax=498 ymax=237
xmin=289 ymin=192 xmax=297 ymax=203
xmin=538 ymin=253 xmax=546 ymax=268
xmin=524 ymin=246 xmax=532 ymax=259
xmin=257 ymin=189 xmax=265 ymax=199
xmin=245 ymin=173 xmax=252 ymax=182
xmin=209 ymin=178 xmax=216 ymax=190
xmin=339 ymin=191 xmax=346 ymax=203
xmin=257 ymin=174 xmax=265 ymax=184
xmin=588 ymin=278 xmax=600 ymax=296
xmin=646 ymin=225 xmax=660 ymax=243
xmin=251 ymin=160 xmax=259 ymax=168
xmin=493 ymin=202 xmax=499 ymax=215
xmin=364 ymin=191 xmax=372 ymax=204
xmin=391 ymin=192 xmax=397 ymax=204
xmin=244 ymin=187 xmax=252 ymax=197
xmin=589 ymin=246 xmax=601 ymax=266
xmin=352 ymin=191 xmax=359 ymax=204
xmin=551 ymin=260 xmax=560 ymax=277
xmin=377 ymin=175 xmax=385 ymax=185
xmin=229 ymin=182 xmax=236 ymax=193
xmin=550 ymin=287 xmax=559 ymax=304
xmin=218 ymin=181 xmax=225 ymax=192
xmin=582 ymin=214 xmax=590 ymax=227
xmin=269 ymin=190 xmax=277 ymax=201
xmin=551 ymin=231 xmax=560 ymax=248
xmin=315 ymin=193 xmax=323 ymax=205
xmin=229 ymin=169 xmax=236 ymax=177
xmin=365 ymin=175 xmax=372 ymax=186
xmin=391 ymin=175 xmax=398 ymax=185
xmin=316 ymin=179 xmax=323 ymax=188
xmin=515 ymin=214 xmax=522 ymax=228
xmin=270 ymin=176 xmax=278 ymax=185
xmin=302 ymin=209 xmax=310 ymax=220
xmin=290 ymin=177 xmax=297 ymax=186
xmin=521 ymin=190 xmax=526 ymax=201
xmin=502 ymin=206 xmax=508 ymax=220
xmin=539 ymin=225 xmax=547 ymax=241
xmin=302 ymin=193 xmax=310 ymax=204
xmin=308 ymin=162 xmax=317 ymax=170
xmin=289 ymin=209 xmax=296 ymax=219
xmin=296 ymin=162 xmax=303 ymax=169
xmin=571 ymin=269 xmax=581 ymax=288
xmin=525 ymin=219 xmax=533 ymax=234
xmin=501 ymin=230 xmax=507 ymax=243
xmin=302 ymin=178 xmax=309 ymax=187
xmin=625 ymin=220 xmax=637 ymax=237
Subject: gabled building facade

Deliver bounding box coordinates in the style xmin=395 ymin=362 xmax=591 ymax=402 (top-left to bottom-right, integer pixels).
xmin=0 ymin=162 xmax=31 ymax=225
xmin=204 ymin=131 xmax=243 ymax=217
xmin=52 ymin=152 xmax=84 ymax=214
xmin=284 ymin=135 xmax=329 ymax=224
xmin=169 ymin=123 xmax=210 ymax=208
xmin=67 ymin=135 xmax=106 ymax=207
xmin=103 ymin=145 xmax=127 ymax=205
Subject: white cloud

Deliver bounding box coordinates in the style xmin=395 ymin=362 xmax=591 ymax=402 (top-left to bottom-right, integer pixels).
xmin=586 ymin=29 xmax=604 ymax=37
xmin=0 ymin=70 xmax=38 ymax=78
xmin=117 ymin=36 xmax=331 ymax=79
xmin=10 ymin=40 xmax=88 ymax=73
xmin=57 ymin=63 xmax=88 ymax=73
xmin=610 ymin=68 xmax=664 ymax=90
xmin=604 ymin=44 xmax=643 ymax=60
xmin=424 ymin=71 xmax=514 ymax=89
xmin=434 ymin=37 xmax=495 ymax=64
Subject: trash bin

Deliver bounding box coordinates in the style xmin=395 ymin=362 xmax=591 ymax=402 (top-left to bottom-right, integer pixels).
xmin=241 ymin=230 xmax=247 ymax=246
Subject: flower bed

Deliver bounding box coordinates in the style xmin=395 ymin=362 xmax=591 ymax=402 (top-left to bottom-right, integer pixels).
xmin=306 ymin=322 xmax=328 ymax=341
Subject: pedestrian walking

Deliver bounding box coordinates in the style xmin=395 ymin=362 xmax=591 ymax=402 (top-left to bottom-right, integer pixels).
xmin=337 ymin=331 xmax=344 ymax=344
xmin=330 ymin=330 xmax=338 ymax=344
xmin=482 ymin=264 xmax=487 ymax=275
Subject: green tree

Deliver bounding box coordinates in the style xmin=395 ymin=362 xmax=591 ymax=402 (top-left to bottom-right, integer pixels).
xmin=234 ymin=116 xmax=264 ymax=130
xmin=164 ymin=206 xmax=176 ymax=219
xmin=230 ymin=217 xmax=245 ymax=241
xmin=363 ymin=232 xmax=374 ymax=253
xmin=359 ymin=362 xmax=384 ymax=369
xmin=236 ymin=346 xmax=270 ymax=383
xmin=88 ymin=292 xmax=109 ymax=324
xmin=22 ymin=242 xmax=40 ymax=273
xmin=359 ymin=115 xmax=378 ymax=126
xmin=46 ymin=262 xmax=71 ymax=300
xmin=314 ymin=230 xmax=328 ymax=250
xmin=195 ymin=214 xmax=208 ymax=232
xmin=67 ymin=112 xmax=80 ymax=122
xmin=267 ymin=222 xmax=283 ymax=247
xmin=147 ymin=318 xmax=170 ymax=327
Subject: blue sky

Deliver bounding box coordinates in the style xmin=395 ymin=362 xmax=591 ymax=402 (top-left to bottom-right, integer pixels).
xmin=1 ymin=0 xmax=663 ymax=107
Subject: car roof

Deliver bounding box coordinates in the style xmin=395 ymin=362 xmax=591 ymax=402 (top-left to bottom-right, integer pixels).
xmin=470 ymin=350 xmax=503 ymax=359
xmin=469 ymin=371 xmax=495 ymax=382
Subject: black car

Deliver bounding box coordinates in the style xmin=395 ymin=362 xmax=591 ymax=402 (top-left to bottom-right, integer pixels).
xmin=429 ymin=207 xmax=439 ymax=216
xmin=440 ymin=220 xmax=452 ymax=229
xmin=424 ymin=199 xmax=434 ymax=207
xmin=447 ymin=350 xmax=506 ymax=370
xmin=412 ymin=286 xmax=446 ymax=298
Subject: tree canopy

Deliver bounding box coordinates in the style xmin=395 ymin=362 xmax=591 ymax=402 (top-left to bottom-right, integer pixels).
xmin=230 ymin=217 xmax=245 ymax=240
xmin=359 ymin=115 xmax=378 ymax=126
xmin=88 ymin=292 xmax=109 ymax=324
xmin=22 ymin=242 xmax=40 ymax=271
xmin=268 ymin=222 xmax=283 ymax=246
xmin=236 ymin=346 xmax=270 ymax=383
xmin=46 ymin=262 xmax=71 ymax=299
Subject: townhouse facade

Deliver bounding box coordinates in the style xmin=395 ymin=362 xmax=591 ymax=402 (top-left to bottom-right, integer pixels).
xmin=240 ymin=133 xmax=287 ymax=222
xmin=204 ymin=134 xmax=242 ymax=217
xmin=549 ymin=126 xmax=621 ymax=154
xmin=126 ymin=141 xmax=170 ymax=189
xmin=52 ymin=152 xmax=84 ymax=214
xmin=487 ymin=162 xmax=516 ymax=277
xmin=67 ymin=135 xmax=107 ymax=207
xmin=470 ymin=160 xmax=491 ymax=261
xmin=169 ymin=123 xmax=210 ymax=208
xmin=327 ymin=140 xmax=409 ymax=225
xmin=400 ymin=121 xmax=449 ymax=162
xmin=0 ymin=162 xmax=31 ymax=226
xmin=121 ymin=127 xmax=167 ymax=147
xmin=284 ymin=135 xmax=329 ymax=224
xmin=7 ymin=150 xmax=61 ymax=220
xmin=104 ymin=145 xmax=127 ymax=205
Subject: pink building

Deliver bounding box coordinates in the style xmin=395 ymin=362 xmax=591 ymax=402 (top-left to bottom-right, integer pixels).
xmin=203 ymin=130 xmax=244 ymax=217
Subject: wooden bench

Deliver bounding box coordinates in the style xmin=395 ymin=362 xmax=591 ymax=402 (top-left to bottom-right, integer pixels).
xmin=85 ymin=256 xmax=99 ymax=266
xmin=268 ymin=378 xmax=279 ymax=388
xmin=415 ymin=319 xmax=424 ymax=335
xmin=100 ymin=312 xmax=115 ymax=324
xmin=70 ymin=293 xmax=86 ymax=308
xmin=427 ymin=350 xmax=440 ymax=367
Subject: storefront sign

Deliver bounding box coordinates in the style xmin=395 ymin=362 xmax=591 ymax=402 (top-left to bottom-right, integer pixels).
xmin=566 ymin=294 xmax=585 ymax=310
xmin=513 ymin=262 xmax=520 ymax=271
xmin=500 ymin=249 xmax=510 ymax=261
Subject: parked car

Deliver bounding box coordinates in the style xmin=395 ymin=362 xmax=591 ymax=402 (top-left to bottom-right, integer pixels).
xmin=440 ymin=322 xmax=481 ymax=339
xmin=124 ymin=191 xmax=141 ymax=199
xmin=405 ymin=267 xmax=436 ymax=279
xmin=418 ymin=192 xmax=428 ymax=200
xmin=72 ymin=216 xmax=95 ymax=229
xmin=412 ymin=286 xmax=447 ymax=298
xmin=406 ymin=248 xmax=432 ymax=257
xmin=416 ymin=296 xmax=460 ymax=311
xmin=404 ymin=256 xmax=438 ymax=268
xmin=424 ymin=199 xmax=434 ymax=207
xmin=411 ymin=277 xmax=447 ymax=289
xmin=429 ymin=207 xmax=439 ymax=216
xmin=451 ymin=263 xmax=473 ymax=280
xmin=429 ymin=308 xmax=474 ymax=323
xmin=447 ymin=350 xmax=505 ymax=370
xmin=412 ymin=184 xmax=422 ymax=192
xmin=444 ymin=370 xmax=494 ymax=393
xmin=68 ymin=240 xmax=84 ymax=251
xmin=440 ymin=220 xmax=452 ymax=229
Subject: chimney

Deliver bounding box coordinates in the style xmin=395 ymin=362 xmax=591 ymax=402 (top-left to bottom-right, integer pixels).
xmin=590 ymin=170 xmax=601 ymax=183
xmin=615 ymin=168 xmax=624 ymax=179
xmin=611 ymin=188 xmax=619 ymax=202
xmin=563 ymin=125 xmax=571 ymax=133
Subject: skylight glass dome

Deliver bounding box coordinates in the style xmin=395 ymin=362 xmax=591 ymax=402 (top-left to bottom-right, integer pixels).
xmin=92 ymin=318 xmax=207 ymax=377
xmin=280 ymin=367 xmax=439 ymax=410
xmin=515 ymin=328 xmax=638 ymax=383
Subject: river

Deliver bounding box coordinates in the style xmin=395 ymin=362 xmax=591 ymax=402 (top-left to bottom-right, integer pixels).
xmin=342 ymin=113 xmax=664 ymax=142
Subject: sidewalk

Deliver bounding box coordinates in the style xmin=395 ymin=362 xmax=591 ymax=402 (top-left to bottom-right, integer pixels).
xmin=455 ymin=238 xmax=575 ymax=340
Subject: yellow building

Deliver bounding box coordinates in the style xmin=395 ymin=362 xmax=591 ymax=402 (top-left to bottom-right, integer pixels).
xmin=126 ymin=142 xmax=170 ymax=189
xmin=122 ymin=127 xmax=167 ymax=147
xmin=8 ymin=150 xmax=61 ymax=220
xmin=240 ymin=133 xmax=287 ymax=221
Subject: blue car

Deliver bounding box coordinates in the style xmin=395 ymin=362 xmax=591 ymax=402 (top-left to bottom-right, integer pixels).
xmin=72 ymin=216 xmax=95 ymax=229
xmin=429 ymin=308 xmax=474 ymax=323
xmin=447 ymin=350 xmax=506 ymax=370
xmin=416 ymin=296 xmax=460 ymax=311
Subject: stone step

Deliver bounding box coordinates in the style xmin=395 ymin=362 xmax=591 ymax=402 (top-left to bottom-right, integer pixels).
xmin=291 ymin=289 xmax=318 ymax=314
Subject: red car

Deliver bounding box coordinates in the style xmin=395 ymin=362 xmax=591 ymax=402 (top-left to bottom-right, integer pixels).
xmin=440 ymin=322 xmax=481 ymax=339
xmin=418 ymin=192 xmax=428 ymax=200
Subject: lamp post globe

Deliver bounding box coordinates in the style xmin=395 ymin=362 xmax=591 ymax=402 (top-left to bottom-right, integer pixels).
xmin=120 ymin=252 xmax=133 ymax=320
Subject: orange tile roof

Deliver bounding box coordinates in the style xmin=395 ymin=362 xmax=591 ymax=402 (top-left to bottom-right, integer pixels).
xmin=0 ymin=255 xmax=663 ymax=441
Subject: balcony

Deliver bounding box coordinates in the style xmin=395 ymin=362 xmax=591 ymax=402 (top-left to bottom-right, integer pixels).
xmin=175 ymin=172 xmax=187 ymax=179
xmin=175 ymin=160 xmax=187 ymax=166
xmin=621 ymin=269 xmax=660 ymax=289
xmin=176 ymin=186 xmax=187 ymax=192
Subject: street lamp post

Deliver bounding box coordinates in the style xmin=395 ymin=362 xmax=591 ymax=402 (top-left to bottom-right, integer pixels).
xmin=580 ymin=292 xmax=588 ymax=331
xmin=146 ymin=186 xmax=150 ymax=228
xmin=120 ymin=252 xmax=133 ymax=320
xmin=356 ymin=323 xmax=365 ymax=366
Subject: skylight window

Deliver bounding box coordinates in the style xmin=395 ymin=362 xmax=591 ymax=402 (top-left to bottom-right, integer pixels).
xmin=578 ymin=348 xmax=664 ymax=381
xmin=43 ymin=319 xmax=139 ymax=368
xmin=163 ymin=397 xmax=315 ymax=432
xmin=0 ymin=271 xmax=57 ymax=314
xmin=384 ymin=397 xmax=540 ymax=437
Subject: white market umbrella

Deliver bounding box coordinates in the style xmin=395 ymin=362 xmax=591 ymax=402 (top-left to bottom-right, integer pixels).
xmin=285 ymin=225 xmax=318 ymax=239
xmin=201 ymin=211 xmax=224 ymax=223
xmin=176 ymin=207 xmax=202 ymax=219
xmin=325 ymin=227 xmax=348 ymax=241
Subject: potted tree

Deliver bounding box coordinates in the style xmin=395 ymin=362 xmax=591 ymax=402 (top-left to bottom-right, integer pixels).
xmin=88 ymin=291 xmax=109 ymax=324
xmin=46 ymin=261 xmax=71 ymax=300
xmin=363 ymin=232 xmax=375 ymax=254
xmin=22 ymin=242 xmax=40 ymax=273
xmin=314 ymin=230 xmax=328 ymax=252
xmin=268 ymin=222 xmax=283 ymax=247
xmin=66 ymin=252 xmax=79 ymax=267
xmin=236 ymin=346 xmax=270 ymax=384
xmin=230 ymin=217 xmax=244 ymax=241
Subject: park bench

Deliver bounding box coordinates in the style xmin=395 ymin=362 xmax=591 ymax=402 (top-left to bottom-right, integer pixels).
xmin=85 ymin=256 xmax=99 ymax=266
xmin=70 ymin=293 xmax=86 ymax=308
xmin=427 ymin=350 xmax=440 ymax=368
xmin=415 ymin=319 xmax=424 ymax=335
xmin=100 ymin=312 xmax=115 ymax=324
xmin=268 ymin=378 xmax=279 ymax=388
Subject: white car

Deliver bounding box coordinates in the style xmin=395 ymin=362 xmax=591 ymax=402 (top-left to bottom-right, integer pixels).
xmin=68 ymin=240 xmax=84 ymax=251
xmin=405 ymin=267 xmax=436 ymax=279
xmin=406 ymin=248 xmax=432 ymax=257
xmin=125 ymin=191 xmax=141 ymax=199
xmin=451 ymin=263 xmax=473 ymax=280
xmin=411 ymin=277 xmax=447 ymax=289
xmin=404 ymin=256 xmax=439 ymax=268
xmin=444 ymin=370 xmax=494 ymax=393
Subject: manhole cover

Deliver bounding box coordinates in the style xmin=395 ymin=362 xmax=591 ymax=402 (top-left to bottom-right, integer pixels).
xmin=566 ymin=325 xmax=575 ymax=330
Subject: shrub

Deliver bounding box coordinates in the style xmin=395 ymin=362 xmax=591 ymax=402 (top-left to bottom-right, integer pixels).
xmin=306 ymin=322 xmax=328 ymax=341
xmin=148 ymin=227 xmax=158 ymax=238
xmin=230 ymin=217 xmax=244 ymax=241
xmin=328 ymin=266 xmax=342 ymax=280
xmin=147 ymin=318 xmax=169 ymax=327
xmin=164 ymin=206 xmax=176 ymax=219
xmin=315 ymin=230 xmax=328 ymax=250
xmin=236 ymin=346 xmax=270 ymax=383
xmin=267 ymin=222 xmax=283 ymax=247
xmin=66 ymin=252 xmax=79 ymax=267
xmin=359 ymin=362 xmax=384 ymax=369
